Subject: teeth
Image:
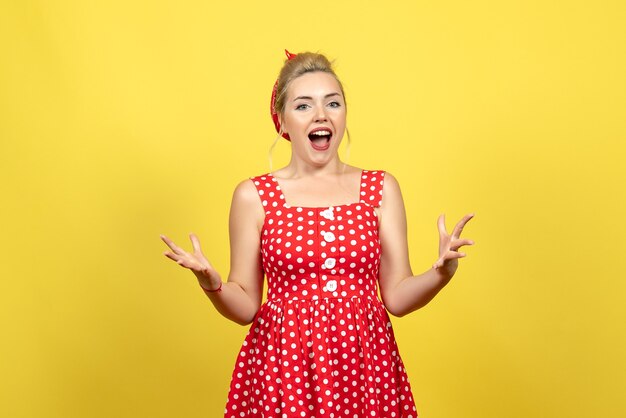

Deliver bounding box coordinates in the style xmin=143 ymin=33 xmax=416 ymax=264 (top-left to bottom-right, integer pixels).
xmin=311 ymin=130 xmax=331 ymax=136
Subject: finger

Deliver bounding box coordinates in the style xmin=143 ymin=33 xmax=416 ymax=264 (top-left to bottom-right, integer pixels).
xmin=450 ymin=213 xmax=473 ymax=238
xmin=451 ymin=238 xmax=475 ymax=251
xmin=445 ymin=250 xmax=466 ymax=259
xmin=163 ymin=251 xmax=180 ymax=262
xmin=447 ymin=246 xmax=469 ymax=257
xmin=177 ymin=259 xmax=193 ymax=268
xmin=451 ymin=213 xmax=475 ymax=239
xmin=189 ymin=233 xmax=203 ymax=253
xmin=160 ymin=234 xmax=186 ymax=255
xmin=437 ymin=214 xmax=448 ymax=236
xmin=433 ymin=255 xmax=445 ymax=269
xmin=432 ymin=255 xmax=440 ymax=269
xmin=190 ymin=234 xmax=214 ymax=267
xmin=175 ymin=257 xmax=197 ymax=269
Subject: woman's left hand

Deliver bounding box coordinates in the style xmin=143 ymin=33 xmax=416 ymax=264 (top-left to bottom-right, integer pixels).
xmin=432 ymin=213 xmax=475 ymax=279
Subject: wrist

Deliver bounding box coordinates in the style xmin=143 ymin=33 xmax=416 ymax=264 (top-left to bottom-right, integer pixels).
xmin=199 ymin=280 xmax=223 ymax=293
xmin=195 ymin=269 xmax=222 ymax=291
xmin=433 ymin=266 xmax=453 ymax=284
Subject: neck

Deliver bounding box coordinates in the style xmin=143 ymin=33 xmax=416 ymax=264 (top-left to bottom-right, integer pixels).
xmin=283 ymin=157 xmax=346 ymax=179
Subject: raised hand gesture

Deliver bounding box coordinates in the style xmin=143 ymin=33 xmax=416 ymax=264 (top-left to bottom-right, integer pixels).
xmin=432 ymin=213 xmax=475 ymax=279
xmin=160 ymin=233 xmax=222 ymax=291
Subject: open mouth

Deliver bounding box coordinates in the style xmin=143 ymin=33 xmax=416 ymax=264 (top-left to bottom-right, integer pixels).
xmin=308 ymin=129 xmax=332 ymax=151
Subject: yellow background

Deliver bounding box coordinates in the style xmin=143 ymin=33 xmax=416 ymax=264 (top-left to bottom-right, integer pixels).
xmin=1 ymin=1 xmax=624 ymax=417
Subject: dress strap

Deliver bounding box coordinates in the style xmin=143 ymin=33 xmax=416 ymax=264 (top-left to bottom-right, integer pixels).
xmin=359 ymin=170 xmax=386 ymax=208
xmin=250 ymin=173 xmax=285 ymax=212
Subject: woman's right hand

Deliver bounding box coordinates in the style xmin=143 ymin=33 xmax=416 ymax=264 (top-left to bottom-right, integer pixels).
xmin=160 ymin=233 xmax=222 ymax=291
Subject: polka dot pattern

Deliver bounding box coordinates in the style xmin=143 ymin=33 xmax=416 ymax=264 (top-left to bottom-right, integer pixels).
xmin=225 ymin=170 xmax=417 ymax=417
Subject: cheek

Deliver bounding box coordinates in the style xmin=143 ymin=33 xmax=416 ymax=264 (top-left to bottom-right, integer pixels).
xmin=332 ymin=111 xmax=347 ymax=126
xmin=283 ymin=112 xmax=304 ymax=130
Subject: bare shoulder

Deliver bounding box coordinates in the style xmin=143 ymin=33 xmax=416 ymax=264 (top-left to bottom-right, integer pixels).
xmin=230 ymin=178 xmax=265 ymax=228
xmin=232 ymin=178 xmax=261 ymax=205
xmin=381 ymin=171 xmax=404 ymax=205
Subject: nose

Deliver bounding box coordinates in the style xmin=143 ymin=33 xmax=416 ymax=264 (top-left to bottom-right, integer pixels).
xmin=314 ymin=105 xmax=327 ymax=122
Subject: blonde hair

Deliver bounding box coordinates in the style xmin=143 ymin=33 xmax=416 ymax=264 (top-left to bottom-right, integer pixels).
xmin=274 ymin=52 xmax=347 ymax=117
xmin=269 ymin=51 xmax=351 ymax=172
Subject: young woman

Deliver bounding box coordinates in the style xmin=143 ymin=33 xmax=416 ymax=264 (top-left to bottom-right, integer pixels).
xmin=160 ymin=50 xmax=474 ymax=417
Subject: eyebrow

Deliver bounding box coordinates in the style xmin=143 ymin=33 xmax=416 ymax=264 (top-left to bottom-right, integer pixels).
xmin=292 ymin=93 xmax=341 ymax=102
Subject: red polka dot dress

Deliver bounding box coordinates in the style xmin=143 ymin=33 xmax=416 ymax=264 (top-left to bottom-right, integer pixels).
xmin=225 ymin=170 xmax=418 ymax=418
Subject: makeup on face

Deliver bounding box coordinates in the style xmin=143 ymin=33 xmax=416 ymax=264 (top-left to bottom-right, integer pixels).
xmin=284 ymin=72 xmax=346 ymax=155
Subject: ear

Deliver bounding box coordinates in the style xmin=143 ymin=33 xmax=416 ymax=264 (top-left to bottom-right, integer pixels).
xmin=278 ymin=114 xmax=287 ymax=134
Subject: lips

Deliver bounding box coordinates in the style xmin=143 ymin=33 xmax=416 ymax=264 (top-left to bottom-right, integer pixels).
xmin=308 ymin=127 xmax=332 ymax=151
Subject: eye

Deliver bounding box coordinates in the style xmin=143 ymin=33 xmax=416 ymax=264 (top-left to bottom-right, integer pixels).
xmin=328 ymin=101 xmax=341 ymax=108
xmin=295 ymin=103 xmax=310 ymax=111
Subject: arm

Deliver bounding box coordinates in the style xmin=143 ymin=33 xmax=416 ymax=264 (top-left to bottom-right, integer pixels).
xmin=202 ymin=179 xmax=265 ymax=325
xmin=377 ymin=173 xmax=474 ymax=317
xmin=161 ymin=179 xmax=265 ymax=325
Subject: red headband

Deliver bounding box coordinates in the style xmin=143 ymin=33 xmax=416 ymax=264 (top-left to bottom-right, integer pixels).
xmin=270 ymin=49 xmax=298 ymax=141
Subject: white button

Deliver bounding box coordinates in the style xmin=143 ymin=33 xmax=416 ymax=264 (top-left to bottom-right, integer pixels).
xmin=324 ymin=258 xmax=336 ymax=269
xmin=323 ymin=232 xmax=336 ymax=242
xmin=326 ymin=280 xmax=337 ymax=292
xmin=320 ymin=208 xmax=334 ymax=220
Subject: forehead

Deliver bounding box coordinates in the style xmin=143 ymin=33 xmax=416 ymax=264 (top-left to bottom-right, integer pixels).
xmin=287 ymin=71 xmax=342 ymax=99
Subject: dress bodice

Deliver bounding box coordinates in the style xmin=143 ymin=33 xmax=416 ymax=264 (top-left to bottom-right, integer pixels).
xmin=251 ymin=170 xmax=386 ymax=301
